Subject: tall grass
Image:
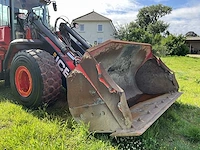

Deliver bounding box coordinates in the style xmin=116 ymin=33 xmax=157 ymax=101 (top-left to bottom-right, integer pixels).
xmin=0 ymin=101 xmax=115 ymax=150
xmin=139 ymin=56 xmax=200 ymax=150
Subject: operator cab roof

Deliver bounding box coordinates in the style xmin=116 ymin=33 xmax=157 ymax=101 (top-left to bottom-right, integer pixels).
xmin=15 ymin=0 xmax=49 ymax=10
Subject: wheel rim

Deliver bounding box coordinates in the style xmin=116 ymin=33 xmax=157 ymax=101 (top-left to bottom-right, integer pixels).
xmin=15 ymin=66 xmax=33 ymax=97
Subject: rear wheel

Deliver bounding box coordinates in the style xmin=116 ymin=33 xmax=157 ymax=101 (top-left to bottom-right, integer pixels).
xmin=10 ymin=49 xmax=62 ymax=108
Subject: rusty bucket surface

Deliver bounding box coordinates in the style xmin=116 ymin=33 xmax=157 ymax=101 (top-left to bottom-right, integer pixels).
xmin=67 ymin=40 xmax=181 ymax=137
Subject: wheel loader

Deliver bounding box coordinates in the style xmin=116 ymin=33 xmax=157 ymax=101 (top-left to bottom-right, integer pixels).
xmin=0 ymin=0 xmax=181 ymax=136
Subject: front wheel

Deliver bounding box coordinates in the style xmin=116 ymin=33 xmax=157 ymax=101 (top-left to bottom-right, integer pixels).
xmin=10 ymin=49 xmax=62 ymax=108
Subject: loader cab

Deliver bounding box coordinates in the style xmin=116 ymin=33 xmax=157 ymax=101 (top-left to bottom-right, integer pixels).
xmin=0 ymin=0 xmax=52 ymax=41
xmin=13 ymin=5 xmax=50 ymax=39
xmin=10 ymin=0 xmax=51 ymax=40
xmin=0 ymin=0 xmax=54 ymax=77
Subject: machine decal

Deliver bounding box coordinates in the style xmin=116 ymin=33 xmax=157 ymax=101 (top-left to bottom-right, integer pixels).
xmin=53 ymin=52 xmax=70 ymax=78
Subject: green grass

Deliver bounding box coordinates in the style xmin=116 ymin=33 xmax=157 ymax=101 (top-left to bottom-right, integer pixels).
xmin=139 ymin=56 xmax=200 ymax=150
xmin=0 ymin=102 xmax=115 ymax=150
xmin=0 ymin=56 xmax=200 ymax=149
xmin=0 ymin=83 xmax=115 ymax=150
xmin=162 ymin=56 xmax=200 ymax=107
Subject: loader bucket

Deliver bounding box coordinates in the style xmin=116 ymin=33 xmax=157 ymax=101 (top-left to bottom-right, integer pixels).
xmin=67 ymin=40 xmax=182 ymax=137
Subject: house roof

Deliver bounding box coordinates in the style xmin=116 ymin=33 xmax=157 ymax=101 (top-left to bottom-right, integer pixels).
xmin=72 ymin=11 xmax=111 ymax=22
xmin=186 ymin=37 xmax=200 ymax=41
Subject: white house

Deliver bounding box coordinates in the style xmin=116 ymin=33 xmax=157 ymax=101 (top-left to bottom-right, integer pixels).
xmin=72 ymin=11 xmax=117 ymax=45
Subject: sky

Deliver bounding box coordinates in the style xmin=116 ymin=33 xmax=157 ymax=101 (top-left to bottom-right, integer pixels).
xmin=48 ymin=0 xmax=200 ymax=35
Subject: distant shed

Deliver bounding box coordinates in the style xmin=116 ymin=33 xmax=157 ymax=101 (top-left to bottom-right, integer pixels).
xmin=185 ymin=37 xmax=200 ymax=54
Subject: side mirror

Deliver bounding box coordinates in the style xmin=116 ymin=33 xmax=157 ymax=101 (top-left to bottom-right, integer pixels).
xmin=53 ymin=2 xmax=57 ymax=11
xmin=72 ymin=22 xmax=79 ymax=29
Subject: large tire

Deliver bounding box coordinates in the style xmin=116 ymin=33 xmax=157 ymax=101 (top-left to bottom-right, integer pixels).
xmin=10 ymin=49 xmax=62 ymax=108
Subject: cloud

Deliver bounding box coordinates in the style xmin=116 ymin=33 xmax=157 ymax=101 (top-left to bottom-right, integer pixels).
xmin=49 ymin=0 xmax=140 ymax=22
xmin=162 ymin=3 xmax=200 ymax=35
xmin=49 ymin=0 xmax=200 ymax=35
xmin=103 ymin=1 xmax=141 ymax=26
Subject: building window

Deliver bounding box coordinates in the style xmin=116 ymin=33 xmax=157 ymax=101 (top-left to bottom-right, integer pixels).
xmin=97 ymin=24 xmax=103 ymax=32
xmin=97 ymin=38 xmax=103 ymax=44
xmin=79 ymin=24 xmax=84 ymax=32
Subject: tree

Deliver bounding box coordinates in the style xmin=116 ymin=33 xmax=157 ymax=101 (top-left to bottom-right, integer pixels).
xmin=115 ymin=24 xmax=129 ymax=41
xmin=147 ymin=20 xmax=169 ymax=35
xmin=115 ymin=4 xmax=189 ymax=57
xmin=115 ymin=4 xmax=172 ymax=41
xmin=136 ymin=4 xmax=172 ymax=34
xmin=115 ymin=22 xmax=153 ymax=43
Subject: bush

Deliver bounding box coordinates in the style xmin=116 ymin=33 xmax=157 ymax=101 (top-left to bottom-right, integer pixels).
xmin=152 ymin=44 xmax=168 ymax=57
xmin=162 ymin=34 xmax=189 ymax=56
